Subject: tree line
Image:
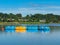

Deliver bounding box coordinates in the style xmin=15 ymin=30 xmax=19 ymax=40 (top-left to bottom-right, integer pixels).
xmin=0 ymin=13 xmax=60 ymax=23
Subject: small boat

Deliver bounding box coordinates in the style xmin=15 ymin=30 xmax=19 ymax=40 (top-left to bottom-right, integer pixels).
xmin=16 ymin=26 xmax=26 ymax=32
xmin=5 ymin=26 xmax=15 ymax=32
xmin=40 ymin=26 xmax=50 ymax=32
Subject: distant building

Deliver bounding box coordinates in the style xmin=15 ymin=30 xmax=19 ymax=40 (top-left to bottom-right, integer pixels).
xmin=7 ymin=19 xmax=15 ymax=22
xmin=18 ymin=18 xmax=28 ymax=22
xmin=1 ymin=18 xmax=5 ymax=22
xmin=39 ymin=19 xmax=46 ymax=22
xmin=11 ymin=19 xmax=15 ymax=21
xmin=1 ymin=18 xmax=4 ymax=21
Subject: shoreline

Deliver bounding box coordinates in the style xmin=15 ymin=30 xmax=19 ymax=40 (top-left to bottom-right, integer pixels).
xmin=0 ymin=22 xmax=60 ymax=26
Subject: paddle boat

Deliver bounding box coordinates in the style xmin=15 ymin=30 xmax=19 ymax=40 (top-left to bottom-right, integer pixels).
xmin=39 ymin=26 xmax=50 ymax=32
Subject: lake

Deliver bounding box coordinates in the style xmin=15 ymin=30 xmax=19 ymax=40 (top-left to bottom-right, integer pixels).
xmin=0 ymin=24 xmax=60 ymax=45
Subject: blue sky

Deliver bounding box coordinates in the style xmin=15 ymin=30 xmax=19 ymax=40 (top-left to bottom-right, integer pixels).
xmin=0 ymin=0 xmax=60 ymax=16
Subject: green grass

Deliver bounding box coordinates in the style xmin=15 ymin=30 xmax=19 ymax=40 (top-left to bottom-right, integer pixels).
xmin=0 ymin=22 xmax=45 ymax=25
xmin=0 ymin=22 xmax=60 ymax=26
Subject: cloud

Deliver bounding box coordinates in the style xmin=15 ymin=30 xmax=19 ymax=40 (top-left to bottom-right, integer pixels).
xmin=0 ymin=6 xmax=60 ymax=16
xmin=18 ymin=7 xmax=60 ymax=16
xmin=29 ymin=3 xmax=40 ymax=7
xmin=18 ymin=8 xmax=46 ymax=16
xmin=0 ymin=8 xmax=19 ymax=14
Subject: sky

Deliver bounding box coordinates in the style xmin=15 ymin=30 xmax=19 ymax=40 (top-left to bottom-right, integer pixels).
xmin=0 ymin=0 xmax=60 ymax=16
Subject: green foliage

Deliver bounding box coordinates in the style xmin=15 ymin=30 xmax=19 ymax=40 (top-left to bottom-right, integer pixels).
xmin=0 ymin=13 xmax=60 ymax=23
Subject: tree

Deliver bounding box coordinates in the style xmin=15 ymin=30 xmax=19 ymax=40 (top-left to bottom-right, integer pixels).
xmin=16 ymin=13 xmax=22 ymax=19
xmin=26 ymin=15 xmax=30 ymax=19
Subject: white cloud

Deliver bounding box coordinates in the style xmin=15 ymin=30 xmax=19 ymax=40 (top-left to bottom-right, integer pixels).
xmin=0 ymin=6 xmax=60 ymax=16
xmin=18 ymin=7 xmax=60 ymax=16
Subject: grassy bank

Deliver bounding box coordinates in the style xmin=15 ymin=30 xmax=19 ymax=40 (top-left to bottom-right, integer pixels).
xmin=0 ymin=22 xmax=59 ymax=26
xmin=0 ymin=22 xmax=44 ymax=25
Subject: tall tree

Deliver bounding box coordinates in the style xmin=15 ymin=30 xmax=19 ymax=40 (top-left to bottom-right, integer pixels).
xmin=16 ymin=13 xmax=22 ymax=19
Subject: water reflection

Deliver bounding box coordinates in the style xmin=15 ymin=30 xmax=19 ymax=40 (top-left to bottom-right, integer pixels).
xmin=5 ymin=30 xmax=15 ymax=32
xmin=16 ymin=30 xmax=26 ymax=32
xmin=27 ymin=29 xmax=38 ymax=32
xmin=0 ymin=25 xmax=60 ymax=45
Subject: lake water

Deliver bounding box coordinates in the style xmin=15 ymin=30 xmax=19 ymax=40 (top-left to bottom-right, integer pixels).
xmin=0 ymin=24 xmax=60 ymax=45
